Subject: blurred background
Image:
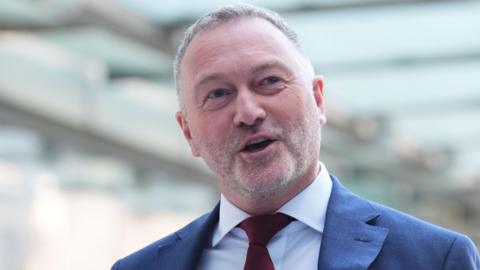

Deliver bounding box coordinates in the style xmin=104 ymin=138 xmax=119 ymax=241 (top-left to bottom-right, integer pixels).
xmin=0 ymin=0 xmax=479 ymax=269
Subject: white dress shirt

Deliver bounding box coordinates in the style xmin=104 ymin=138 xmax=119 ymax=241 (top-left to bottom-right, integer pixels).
xmin=197 ymin=162 xmax=332 ymax=270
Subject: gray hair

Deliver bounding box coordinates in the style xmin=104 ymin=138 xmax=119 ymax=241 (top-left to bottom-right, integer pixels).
xmin=173 ymin=3 xmax=307 ymax=111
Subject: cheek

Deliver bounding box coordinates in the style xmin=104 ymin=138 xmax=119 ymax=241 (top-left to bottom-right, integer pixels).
xmin=191 ymin=114 xmax=231 ymax=145
xmin=274 ymin=89 xmax=310 ymax=119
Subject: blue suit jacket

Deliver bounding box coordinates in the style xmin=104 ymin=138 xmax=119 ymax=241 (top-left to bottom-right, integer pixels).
xmin=112 ymin=175 xmax=480 ymax=269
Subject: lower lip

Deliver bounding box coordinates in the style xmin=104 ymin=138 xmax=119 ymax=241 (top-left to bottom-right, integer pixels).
xmin=239 ymin=141 xmax=278 ymax=162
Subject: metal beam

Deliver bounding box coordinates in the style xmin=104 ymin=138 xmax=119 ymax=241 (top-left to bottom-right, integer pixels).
xmin=0 ymin=98 xmax=214 ymax=185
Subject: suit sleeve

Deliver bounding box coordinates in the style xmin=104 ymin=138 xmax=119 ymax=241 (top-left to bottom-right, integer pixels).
xmin=442 ymin=233 xmax=480 ymax=270
xmin=111 ymin=259 xmax=122 ymax=270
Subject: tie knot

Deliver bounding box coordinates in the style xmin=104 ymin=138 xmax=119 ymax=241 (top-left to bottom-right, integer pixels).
xmin=239 ymin=213 xmax=294 ymax=246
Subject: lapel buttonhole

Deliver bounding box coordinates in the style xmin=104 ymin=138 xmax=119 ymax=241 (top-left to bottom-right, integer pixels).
xmin=354 ymin=237 xmax=372 ymax=243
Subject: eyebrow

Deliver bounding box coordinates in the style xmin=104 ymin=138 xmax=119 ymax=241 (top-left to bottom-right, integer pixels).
xmin=196 ymin=73 xmax=225 ymax=88
xmin=195 ymin=59 xmax=293 ymax=88
xmin=251 ymin=60 xmax=293 ymax=76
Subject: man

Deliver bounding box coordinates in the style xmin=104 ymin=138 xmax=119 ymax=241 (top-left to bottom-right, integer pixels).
xmin=112 ymin=4 xmax=480 ymax=270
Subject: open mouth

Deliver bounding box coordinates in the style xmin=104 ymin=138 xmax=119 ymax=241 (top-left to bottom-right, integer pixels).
xmin=242 ymin=138 xmax=274 ymax=153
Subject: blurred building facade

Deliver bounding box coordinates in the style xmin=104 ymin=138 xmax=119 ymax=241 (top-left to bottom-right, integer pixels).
xmin=0 ymin=0 xmax=479 ymax=269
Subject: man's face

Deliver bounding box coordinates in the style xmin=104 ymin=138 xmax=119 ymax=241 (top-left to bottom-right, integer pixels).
xmin=176 ymin=17 xmax=326 ymax=211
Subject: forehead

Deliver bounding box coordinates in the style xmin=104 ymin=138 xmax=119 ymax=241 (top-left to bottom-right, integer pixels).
xmin=180 ymin=17 xmax=302 ymax=85
xmin=191 ymin=16 xmax=293 ymax=51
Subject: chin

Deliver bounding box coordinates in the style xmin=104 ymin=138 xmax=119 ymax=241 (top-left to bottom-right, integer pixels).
xmin=238 ymin=169 xmax=293 ymax=198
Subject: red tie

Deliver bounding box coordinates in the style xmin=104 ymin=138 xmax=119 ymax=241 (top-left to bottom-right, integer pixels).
xmin=239 ymin=213 xmax=294 ymax=270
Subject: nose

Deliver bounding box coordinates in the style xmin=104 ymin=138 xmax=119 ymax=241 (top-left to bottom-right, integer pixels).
xmin=233 ymin=89 xmax=266 ymax=127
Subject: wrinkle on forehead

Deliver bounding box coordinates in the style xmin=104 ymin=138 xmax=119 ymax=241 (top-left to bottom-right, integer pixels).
xmin=180 ymin=17 xmax=314 ymax=102
xmin=189 ymin=18 xmax=290 ymax=54
xmin=188 ymin=42 xmax=285 ymax=76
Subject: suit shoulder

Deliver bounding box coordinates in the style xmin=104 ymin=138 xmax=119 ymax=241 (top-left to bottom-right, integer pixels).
xmin=111 ymin=236 xmax=172 ymax=270
xmin=368 ymin=200 xmax=479 ymax=253
xmin=367 ymin=200 xmax=480 ymax=268
xmin=444 ymin=233 xmax=480 ymax=269
xmin=369 ymin=200 xmax=459 ymax=239
xmin=111 ymin=212 xmax=211 ymax=270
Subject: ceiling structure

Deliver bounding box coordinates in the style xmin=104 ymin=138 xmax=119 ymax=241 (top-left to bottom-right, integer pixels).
xmin=0 ymin=0 xmax=479 ymax=229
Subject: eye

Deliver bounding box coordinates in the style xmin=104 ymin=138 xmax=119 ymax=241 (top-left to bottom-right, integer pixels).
xmin=206 ymin=89 xmax=229 ymax=99
xmin=202 ymin=88 xmax=232 ymax=110
xmin=260 ymin=76 xmax=281 ymax=86
xmin=256 ymin=75 xmax=285 ymax=95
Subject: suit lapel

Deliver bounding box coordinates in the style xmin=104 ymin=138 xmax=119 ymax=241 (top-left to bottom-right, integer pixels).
xmin=318 ymin=175 xmax=389 ymax=270
xmin=155 ymin=204 xmax=220 ymax=270
xmin=153 ymin=175 xmax=388 ymax=270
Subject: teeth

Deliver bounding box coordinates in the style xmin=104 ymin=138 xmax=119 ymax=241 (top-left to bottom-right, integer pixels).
xmin=247 ymin=137 xmax=268 ymax=145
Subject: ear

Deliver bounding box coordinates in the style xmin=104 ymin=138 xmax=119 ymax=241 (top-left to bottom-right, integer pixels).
xmin=175 ymin=111 xmax=200 ymax=157
xmin=312 ymin=75 xmax=327 ymax=125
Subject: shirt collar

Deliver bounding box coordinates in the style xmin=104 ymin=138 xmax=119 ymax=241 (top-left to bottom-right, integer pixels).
xmin=212 ymin=162 xmax=332 ymax=246
xmin=278 ymin=162 xmax=332 ymax=233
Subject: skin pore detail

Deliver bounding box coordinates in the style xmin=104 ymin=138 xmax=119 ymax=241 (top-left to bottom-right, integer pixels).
xmin=194 ymin=60 xmax=297 ymax=112
xmin=176 ymin=17 xmax=326 ymax=215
